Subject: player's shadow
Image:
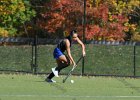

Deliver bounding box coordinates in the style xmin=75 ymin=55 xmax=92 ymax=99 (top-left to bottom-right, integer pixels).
xmin=49 ymin=83 xmax=67 ymax=93
xmin=34 ymin=79 xmax=67 ymax=93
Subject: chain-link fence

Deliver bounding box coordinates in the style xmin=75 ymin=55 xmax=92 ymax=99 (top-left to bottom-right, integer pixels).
xmin=0 ymin=37 xmax=140 ymax=77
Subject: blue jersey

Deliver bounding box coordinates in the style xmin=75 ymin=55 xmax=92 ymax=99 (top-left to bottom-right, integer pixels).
xmin=57 ymin=36 xmax=72 ymax=53
xmin=53 ymin=36 xmax=72 ymax=59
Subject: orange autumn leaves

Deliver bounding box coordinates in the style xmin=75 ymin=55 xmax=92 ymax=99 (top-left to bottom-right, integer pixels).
xmin=37 ymin=0 xmax=140 ymax=41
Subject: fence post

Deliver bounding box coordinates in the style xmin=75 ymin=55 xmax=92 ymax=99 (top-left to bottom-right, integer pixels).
xmin=82 ymin=57 xmax=85 ymax=76
xmin=31 ymin=35 xmax=38 ymax=74
xmin=81 ymin=0 xmax=86 ymax=76
xmin=133 ymin=45 xmax=136 ymax=77
xmin=34 ymin=35 xmax=38 ymax=74
xmin=31 ymin=41 xmax=34 ymax=72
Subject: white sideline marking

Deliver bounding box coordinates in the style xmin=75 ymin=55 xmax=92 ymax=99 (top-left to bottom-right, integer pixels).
xmin=0 ymin=95 xmax=140 ymax=98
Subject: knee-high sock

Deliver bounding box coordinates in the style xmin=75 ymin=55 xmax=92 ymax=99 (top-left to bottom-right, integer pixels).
xmin=47 ymin=72 xmax=55 ymax=79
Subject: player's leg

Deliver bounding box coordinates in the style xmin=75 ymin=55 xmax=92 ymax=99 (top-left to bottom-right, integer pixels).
xmin=51 ymin=55 xmax=70 ymax=77
xmin=55 ymin=55 xmax=70 ymax=72
xmin=45 ymin=55 xmax=70 ymax=82
xmin=45 ymin=48 xmax=70 ymax=82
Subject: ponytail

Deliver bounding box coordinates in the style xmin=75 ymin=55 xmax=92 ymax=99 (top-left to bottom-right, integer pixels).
xmin=70 ymin=30 xmax=77 ymax=36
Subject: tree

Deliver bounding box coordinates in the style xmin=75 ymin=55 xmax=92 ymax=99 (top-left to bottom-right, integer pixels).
xmin=0 ymin=0 xmax=36 ymax=37
xmin=36 ymin=0 xmax=83 ymax=38
xmin=107 ymin=0 xmax=140 ymax=41
xmin=36 ymin=0 xmax=140 ymax=41
xmin=86 ymin=0 xmax=140 ymax=41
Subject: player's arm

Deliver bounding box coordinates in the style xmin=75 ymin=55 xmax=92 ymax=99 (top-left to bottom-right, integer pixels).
xmin=65 ymin=39 xmax=76 ymax=66
xmin=76 ymin=38 xmax=86 ymax=57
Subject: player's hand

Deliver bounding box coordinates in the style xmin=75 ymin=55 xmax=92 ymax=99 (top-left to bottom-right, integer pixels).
xmin=82 ymin=51 xmax=86 ymax=57
xmin=73 ymin=61 xmax=77 ymax=67
xmin=70 ymin=60 xmax=72 ymax=65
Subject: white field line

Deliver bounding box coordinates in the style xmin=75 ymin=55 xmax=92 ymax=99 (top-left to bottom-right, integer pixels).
xmin=0 ymin=95 xmax=140 ymax=98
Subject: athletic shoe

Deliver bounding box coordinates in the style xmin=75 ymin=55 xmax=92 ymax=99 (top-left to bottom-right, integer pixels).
xmin=52 ymin=68 xmax=59 ymax=77
xmin=45 ymin=78 xmax=56 ymax=83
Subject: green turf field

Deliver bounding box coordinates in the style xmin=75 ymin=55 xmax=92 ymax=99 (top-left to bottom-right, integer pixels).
xmin=0 ymin=74 xmax=140 ymax=100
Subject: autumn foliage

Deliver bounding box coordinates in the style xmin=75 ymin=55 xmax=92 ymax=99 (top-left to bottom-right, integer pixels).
xmin=38 ymin=0 xmax=83 ymax=36
xmin=0 ymin=0 xmax=139 ymax=41
xmin=36 ymin=0 xmax=140 ymax=41
xmin=0 ymin=0 xmax=36 ymax=37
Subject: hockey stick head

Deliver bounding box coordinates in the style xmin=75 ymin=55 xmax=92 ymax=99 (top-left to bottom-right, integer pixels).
xmin=62 ymin=56 xmax=84 ymax=83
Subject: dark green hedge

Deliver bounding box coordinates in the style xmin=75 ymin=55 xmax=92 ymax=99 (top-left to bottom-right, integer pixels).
xmin=0 ymin=45 xmax=32 ymax=72
xmin=0 ymin=44 xmax=140 ymax=77
xmin=37 ymin=44 xmax=140 ymax=76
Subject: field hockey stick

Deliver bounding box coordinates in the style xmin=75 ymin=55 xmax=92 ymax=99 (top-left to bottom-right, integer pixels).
xmin=62 ymin=55 xmax=83 ymax=83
